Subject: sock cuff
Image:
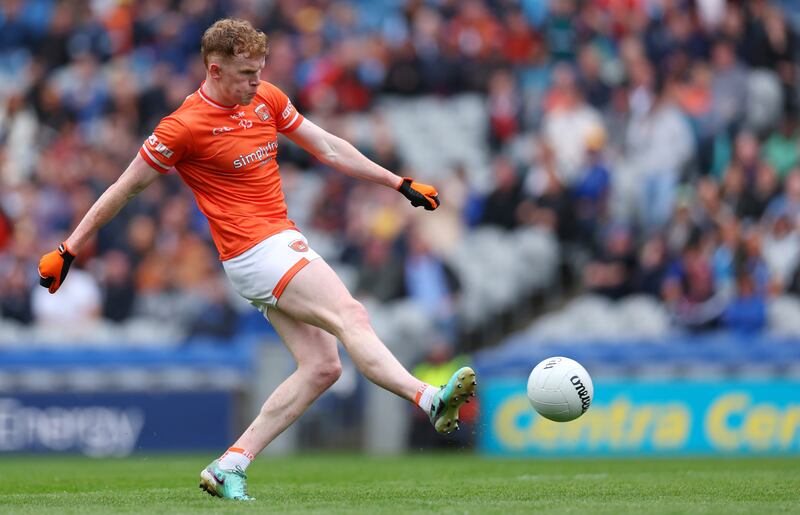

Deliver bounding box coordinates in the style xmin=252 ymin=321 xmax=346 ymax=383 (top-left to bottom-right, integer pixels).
xmin=414 ymin=384 xmax=426 ymax=404
xmin=226 ymin=447 xmax=255 ymax=461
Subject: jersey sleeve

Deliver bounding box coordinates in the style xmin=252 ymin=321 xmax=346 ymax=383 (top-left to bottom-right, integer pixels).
xmin=139 ymin=116 xmax=192 ymax=173
xmin=264 ymin=83 xmax=305 ymax=134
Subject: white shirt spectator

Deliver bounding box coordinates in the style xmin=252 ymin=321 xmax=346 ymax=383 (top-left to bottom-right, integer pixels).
xmin=763 ymin=230 xmax=800 ymax=288
xmin=32 ymin=268 xmax=102 ymax=325
xmin=696 ymin=0 xmax=726 ymax=29
xmin=0 ymin=94 xmax=39 ymax=186
xmin=543 ymin=103 xmax=603 ymax=185
xmin=625 ymin=100 xmax=695 ymax=180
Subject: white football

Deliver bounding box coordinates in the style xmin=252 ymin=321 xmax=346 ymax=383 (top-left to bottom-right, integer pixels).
xmin=527 ymin=356 xmax=593 ymax=422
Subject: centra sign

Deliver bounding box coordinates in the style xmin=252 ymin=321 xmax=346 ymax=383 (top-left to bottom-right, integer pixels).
xmin=480 ymin=380 xmax=800 ymax=456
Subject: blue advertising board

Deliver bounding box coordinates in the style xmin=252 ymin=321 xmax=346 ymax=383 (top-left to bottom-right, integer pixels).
xmin=0 ymin=392 xmax=235 ymax=456
xmin=479 ymin=379 xmax=800 ymax=456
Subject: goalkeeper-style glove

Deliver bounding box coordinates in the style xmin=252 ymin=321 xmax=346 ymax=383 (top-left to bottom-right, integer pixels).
xmin=397 ymin=177 xmax=440 ymax=211
xmin=38 ymin=243 xmax=75 ymax=294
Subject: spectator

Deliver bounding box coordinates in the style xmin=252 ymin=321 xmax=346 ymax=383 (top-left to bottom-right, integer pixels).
xmin=722 ymin=271 xmax=767 ymax=333
xmin=632 ymin=234 xmax=669 ymax=298
xmin=720 ymin=130 xmax=760 ymax=187
xmin=311 ymin=172 xmax=351 ymax=234
xmin=742 ymin=2 xmax=796 ymax=75
xmin=626 ymin=73 xmax=695 ymax=231
xmin=187 ymin=277 xmax=239 ymax=339
xmin=571 ymin=125 xmax=611 ymax=242
xmin=31 ymin=266 xmax=101 ymax=327
xmin=544 ymin=0 xmax=577 ymax=62
xmin=501 ymin=8 xmax=540 ymax=66
xmin=676 ymin=62 xmax=715 ymax=144
xmin=762 ymin=114 xmax=800 ymax=180
xmin=762 ymin=214 xmax=800 ymax=293
xmin=542 ymin=64 xmax=604 ymax=185
xmin=709 ymin=37 xmax=748 ymax=132
xmin=356 ymin=236 xmax=405 ymax=302
xmin=0 ymin=202 xmax=11 ymax=251
xmin=583 ymin=223 xmax=636 ymax=300
xmin=99 ymin=249 xmax=135 ymax=322
xmin=712 ymin=215 xmax=741 ymax=297
xmin=665 ymin=193 xmax=697 ymax=255
xmin=0 ymin=259 xmax=33 ymax=324
xmin=0 ymin=92 xmax=38 ymax=185
xmin=577 ymin=44 xmax=611 ymax=109
xmin=645 ymin=6 xmax=708 ymax=72
xmin=447 ymin=0 xmax=501 ymax=63
xmin=692 ymin=177 xmax=731 ymax=231
xmin=662 ymin=231 xmax=720 ymax=330
xmin=518 ymin=142 xmax=576 ymax=240
xmin=479 ymin=156 xmax=524 ymax=230
xmin=765 ymin=168 xmax=800 ymax=222
xmin=737 ymin=162 xmax=779 ymax=221
xmin=738 ymin=224 xmax=771 ymax=296
xmin=487 ymin=69 xmax=522 ymax=150
xmin=447 ymin=165 xmax=484 ymax=229
xmin=403 ymin=226 xmax=461 ymax=340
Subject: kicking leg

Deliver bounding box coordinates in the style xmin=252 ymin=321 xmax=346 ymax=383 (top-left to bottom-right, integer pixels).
xmin=276 ymin=258 xmax=420 ymax=401
xmin=275 ymin=258 xmax=476 ymax=432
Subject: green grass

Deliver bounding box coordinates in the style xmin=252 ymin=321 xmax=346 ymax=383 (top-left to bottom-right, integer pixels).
xmin=2 ymin=453 xmax=799 ymax=514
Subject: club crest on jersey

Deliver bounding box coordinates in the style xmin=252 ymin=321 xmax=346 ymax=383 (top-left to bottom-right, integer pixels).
xmin=289 ymin=240 xmax=308 ymax=252
xmin=254 ymin=104 xmax=270 ymax=122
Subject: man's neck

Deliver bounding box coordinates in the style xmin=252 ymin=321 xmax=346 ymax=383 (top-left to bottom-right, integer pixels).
xmin=201 ymin=79 xmax=237 ymax=108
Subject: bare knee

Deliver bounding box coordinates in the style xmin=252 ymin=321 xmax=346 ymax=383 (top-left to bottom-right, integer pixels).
xmin=304 ymin=359 xmax=342 ymax=392
xmin=333 ymin=299 xmax=371 ymax=340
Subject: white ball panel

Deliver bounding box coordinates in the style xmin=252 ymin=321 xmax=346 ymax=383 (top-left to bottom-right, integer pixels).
xmin=527 ymin=357 xmax=593 ymax=422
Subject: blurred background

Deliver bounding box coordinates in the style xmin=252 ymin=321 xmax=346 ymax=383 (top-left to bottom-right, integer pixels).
xmin=1 ymin=0 xmax=799 ymax=458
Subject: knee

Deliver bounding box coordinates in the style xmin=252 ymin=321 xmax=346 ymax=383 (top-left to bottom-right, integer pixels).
xmin=308 ymin=359 xmax=342 ymax=391
xmin=335 ymin=299 xmax=371 ymax=337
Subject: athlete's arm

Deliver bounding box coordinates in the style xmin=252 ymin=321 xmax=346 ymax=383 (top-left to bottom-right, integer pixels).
xmin=286 ymin=118 xmax=402 ymax=188
xmin=286 ymin=118 xmax=439 ymax=209
xmin=38 ymin=153 xmax=161 ymax=293
xmin=66 ymin=153 xmax=161 ymax=252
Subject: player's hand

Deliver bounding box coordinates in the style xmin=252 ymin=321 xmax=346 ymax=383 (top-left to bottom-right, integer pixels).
xmin=38 ymin=243 xmax=75 ymax=294
xmin=397 ymin=177 xmax=440 ymax=211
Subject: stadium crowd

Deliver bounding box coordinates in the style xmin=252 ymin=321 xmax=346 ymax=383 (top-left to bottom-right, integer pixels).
xmin=1 ymin=0 xmax=800 ymax=342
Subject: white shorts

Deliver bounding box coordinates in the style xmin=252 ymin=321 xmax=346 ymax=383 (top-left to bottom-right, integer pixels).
xmin=222 ymin=229 xmax=320 ymax=314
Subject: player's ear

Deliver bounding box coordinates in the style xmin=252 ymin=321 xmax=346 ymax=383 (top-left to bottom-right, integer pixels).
xmin=208 ymin=61 xmax=223 ymax=80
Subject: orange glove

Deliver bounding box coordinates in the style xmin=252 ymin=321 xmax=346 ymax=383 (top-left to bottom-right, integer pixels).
xmin=38 ymin=243 xmax=75 ymax=294
xmin=397 ymin=177 xmax=440 ymax=211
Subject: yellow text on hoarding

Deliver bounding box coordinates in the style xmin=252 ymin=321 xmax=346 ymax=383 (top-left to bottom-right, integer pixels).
xmin=493 ymin=394 xmax=690 ymax=451
xmin=704 ymin=393 xmax=800 ymax=451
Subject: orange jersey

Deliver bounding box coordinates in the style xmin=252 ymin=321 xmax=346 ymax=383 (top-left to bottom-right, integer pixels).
xmin=139 ymin=81 xmax=305 ymax=260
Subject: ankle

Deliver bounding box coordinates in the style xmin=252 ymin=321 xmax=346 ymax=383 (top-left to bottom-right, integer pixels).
xmin=414 ymin=383 xmax=439 ymax=416
xmin=218 ymin=447 xmax=255 ymax=471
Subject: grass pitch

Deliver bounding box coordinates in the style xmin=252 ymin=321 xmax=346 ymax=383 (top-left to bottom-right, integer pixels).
xmin=3 ymin=453 xmax=799 ymax=514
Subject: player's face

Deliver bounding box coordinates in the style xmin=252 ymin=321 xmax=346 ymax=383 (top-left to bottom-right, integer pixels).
xmin=215 ymin=54 xmax=265 ymax=105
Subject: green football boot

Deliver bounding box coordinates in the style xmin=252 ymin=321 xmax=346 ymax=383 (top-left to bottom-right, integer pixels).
xmin=429 ymin=366 xmax=477 ymax=434
xmin=199 ymin=459 xmax=254 ymax=501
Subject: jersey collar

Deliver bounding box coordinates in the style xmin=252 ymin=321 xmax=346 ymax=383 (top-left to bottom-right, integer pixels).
xmin=197 ymin=82 xmax=240 ymax=110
